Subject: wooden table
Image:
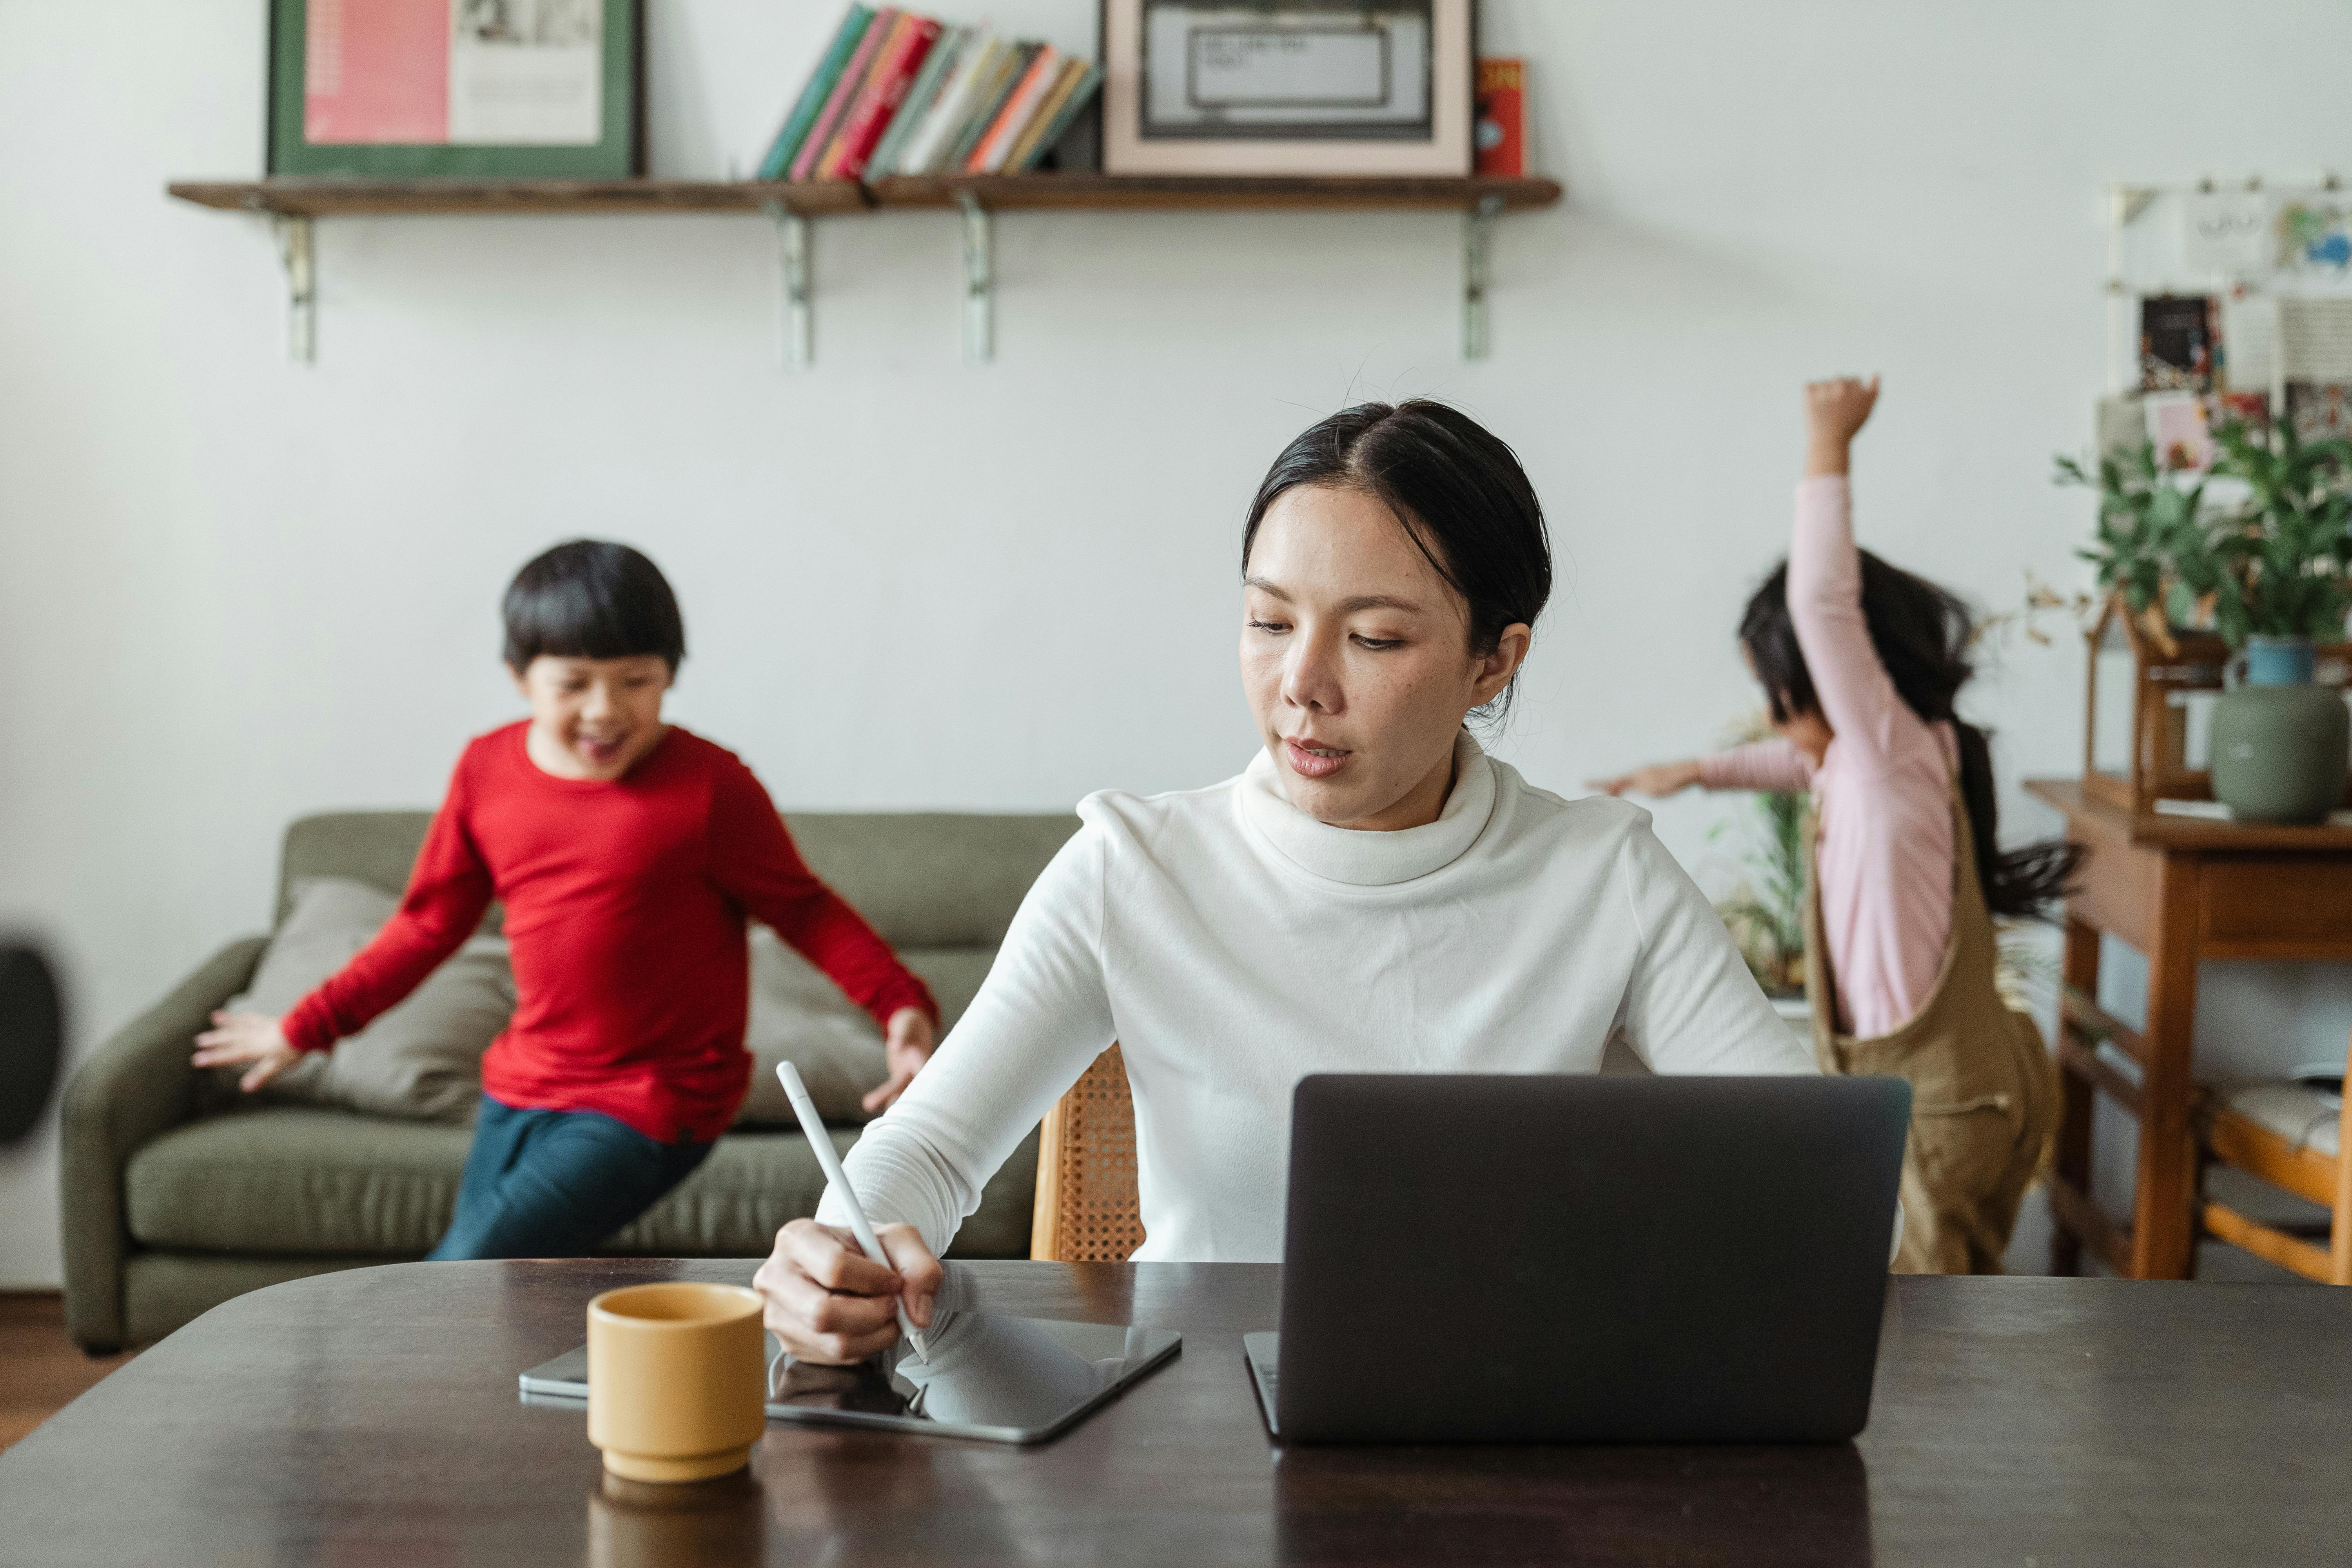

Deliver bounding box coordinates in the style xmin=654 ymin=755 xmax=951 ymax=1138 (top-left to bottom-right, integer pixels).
xmin=2025 ymin=779 xmax=2352 ymax=1279
xmin=4 ymin=1259 xmax=2347 ymax=1565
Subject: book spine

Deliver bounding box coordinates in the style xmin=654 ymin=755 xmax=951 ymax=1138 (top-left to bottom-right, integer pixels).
xmin=866 ymin=25 xmax=962 ymax=181
xmin=757 ymin=4 xmax=873 ymax=181
xmin=967 ymin=45 xmax=1060 ymax=174
xmin=791 ymin=6 xmax=896 ymax=181
xmin=1016 ymin=63 xmax=1100 ymax=172
xmin=831 ymin=16 xmax=941 ymax=181
xmin=900 ymin=35 xmax=1000 ymax=176
xmin=944 ymin=42 xmax=1033 ymax=174
xmin=1003 ymin=58 xmax=1085 ymax=173
xmin=816 ymin=13 xmax=909 ymax=179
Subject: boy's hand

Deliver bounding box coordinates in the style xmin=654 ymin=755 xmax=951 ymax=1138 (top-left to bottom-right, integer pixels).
xmin=1588 ymin=759 xmax=1704 ymax=798
xmin=192 ymin=1010 xmax=303 ymax=1092
xmin=1804 ymin=375 xmax=1880 ymax=476
xmin=862 ymin=1007 xmax=938 ymax=1114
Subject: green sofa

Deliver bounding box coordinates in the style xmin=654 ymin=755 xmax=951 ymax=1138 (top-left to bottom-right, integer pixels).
xmin=60 ymin=808 xmax=1080 ymax=1352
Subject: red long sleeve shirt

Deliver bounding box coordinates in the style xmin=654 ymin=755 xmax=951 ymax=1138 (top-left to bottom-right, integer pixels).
xmin=281 ymin=722 xmax=936 ymax=1143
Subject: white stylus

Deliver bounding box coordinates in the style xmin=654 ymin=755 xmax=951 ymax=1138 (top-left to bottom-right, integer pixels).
xmin=774 ymin=1060 xmax=932 ymax=1363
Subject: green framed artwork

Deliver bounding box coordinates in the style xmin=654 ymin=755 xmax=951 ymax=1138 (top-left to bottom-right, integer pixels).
xmin=269 ymin=0 xmax=642 ymax=178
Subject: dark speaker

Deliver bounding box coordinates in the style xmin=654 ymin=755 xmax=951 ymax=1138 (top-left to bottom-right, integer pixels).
xmin=0 ymin=946 xmax=63 ymax=1145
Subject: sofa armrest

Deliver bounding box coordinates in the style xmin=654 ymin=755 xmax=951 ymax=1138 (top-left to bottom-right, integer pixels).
xmin=59 ymin=936 xmax=268 ymax=1351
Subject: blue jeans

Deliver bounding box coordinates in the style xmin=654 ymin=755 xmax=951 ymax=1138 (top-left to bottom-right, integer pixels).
xmin=426 ymin=1095 xmax=714 ymax=1261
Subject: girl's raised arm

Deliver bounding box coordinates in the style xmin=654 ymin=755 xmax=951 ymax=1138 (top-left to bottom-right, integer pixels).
xmin=1786 ymin=377 xmax=1910 ymax=765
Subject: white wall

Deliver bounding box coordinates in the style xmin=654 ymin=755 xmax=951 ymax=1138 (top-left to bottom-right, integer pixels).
xmin=4 ymin=0 xmax=2350 ymax=1286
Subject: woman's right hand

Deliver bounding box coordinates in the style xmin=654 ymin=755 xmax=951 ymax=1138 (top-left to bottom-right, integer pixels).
xmin=1587 ymin=759 xmax=1704 ymax=798
xmin=754 ymin=1217 xmax=942 ymax=1365
xmin=192 ymin=1010 xmax=302 ymax=1091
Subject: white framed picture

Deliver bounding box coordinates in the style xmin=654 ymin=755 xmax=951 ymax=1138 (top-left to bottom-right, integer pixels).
xmin=1101 ymin=0 xmax=1473 ymax=177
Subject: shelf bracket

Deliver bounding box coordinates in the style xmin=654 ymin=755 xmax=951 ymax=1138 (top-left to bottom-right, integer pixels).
xmin=1463 ymin=194 xmax=1504 ymax=361
xmin=272 ymin=213 xmax=316 ymax=365
xmin=764 ymin=202 xmax=813 ymax=368
xmin=958 ymin=191 xmax=993 ymax=364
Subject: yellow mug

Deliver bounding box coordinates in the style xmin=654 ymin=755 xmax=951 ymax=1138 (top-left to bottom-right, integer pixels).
xmin=586 ymin=1282 xmax=766 ymax=1482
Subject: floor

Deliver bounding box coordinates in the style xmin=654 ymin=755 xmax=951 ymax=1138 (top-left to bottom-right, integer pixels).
xmin=0 ymin=1294 xmax=134 ymax=1455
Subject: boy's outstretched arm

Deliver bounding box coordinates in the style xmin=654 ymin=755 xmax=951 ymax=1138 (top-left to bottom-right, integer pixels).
xmin=191 ymin=762 xmax=494 ymax=1091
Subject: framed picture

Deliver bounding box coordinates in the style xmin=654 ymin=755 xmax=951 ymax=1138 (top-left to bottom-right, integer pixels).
xmin=269 ymin=0 xmax=642 ymax=179
xmin=1100 ymin=0 xmax=1472 ymax=177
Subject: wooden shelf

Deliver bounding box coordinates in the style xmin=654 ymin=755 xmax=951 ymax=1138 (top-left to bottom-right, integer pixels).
xmin=167 ymin=174 xmax=1561 ymax=218
xmin=165 ymin=173 xmax=1561 ymax=365
xmin=2025 ymin=780 xmax=2352 ymax=851
xmin=165 ymin=178 xmax=869 ymax=218
xmin=867 ymin=173 xmax=1560 ymax=211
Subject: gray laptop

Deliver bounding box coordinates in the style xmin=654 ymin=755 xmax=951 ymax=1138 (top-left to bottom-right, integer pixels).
xmin=1245 ymin=1073 xmax=1909 ymax=1444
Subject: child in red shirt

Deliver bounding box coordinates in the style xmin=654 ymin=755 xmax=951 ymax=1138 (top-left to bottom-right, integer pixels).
xmin=194 ymin=540 xmax=939 ymax=1259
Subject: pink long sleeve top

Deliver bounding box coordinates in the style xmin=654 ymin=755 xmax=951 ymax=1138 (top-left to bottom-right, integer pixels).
xmin=1699 ymin=476 xmax=1959 ymax=1038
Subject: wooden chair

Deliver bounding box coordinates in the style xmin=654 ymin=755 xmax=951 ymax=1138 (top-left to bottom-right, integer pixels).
xmin=1030 ymin=1045 xmax=1147 ymax=1263
xmin=2194 ymin=1038 xmax=2352 ymax=1284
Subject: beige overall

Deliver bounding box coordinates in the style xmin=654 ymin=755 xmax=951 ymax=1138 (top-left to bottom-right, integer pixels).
xmin=1804 ymin=788 xmax=2059 ymax=1275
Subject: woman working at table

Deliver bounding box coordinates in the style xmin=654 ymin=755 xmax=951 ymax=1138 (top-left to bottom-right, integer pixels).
xmin=755 ymin=401 xmax=1817 ymax=1363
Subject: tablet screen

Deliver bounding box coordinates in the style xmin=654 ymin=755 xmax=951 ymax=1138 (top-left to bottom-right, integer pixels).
xmin=520 ymin=1311 xmax=1182 ymax=1445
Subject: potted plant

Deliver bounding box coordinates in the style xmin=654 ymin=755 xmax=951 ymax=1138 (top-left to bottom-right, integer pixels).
xmin=2057 ymin=420 xmax=2352 ymax=822
xmin=1714 ymin=785 xmax=1807 ymax=998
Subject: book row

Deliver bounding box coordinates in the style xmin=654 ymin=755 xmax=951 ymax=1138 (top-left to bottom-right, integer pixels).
xmin=759 ymin=6 xmax=1103 ymax=185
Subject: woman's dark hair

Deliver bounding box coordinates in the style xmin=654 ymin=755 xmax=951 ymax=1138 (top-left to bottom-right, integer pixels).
xmin=1240 ymin=400 xmax=1552 ymax=721
xmin=502 ymin=540 xmax=686 ymax=673
xmin=1739 ymin=554 xmax=2081 ymax=919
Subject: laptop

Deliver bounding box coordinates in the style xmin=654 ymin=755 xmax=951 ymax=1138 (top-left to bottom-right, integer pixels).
xmin=1245 ymin=1073 xmax=1910 ymax=1444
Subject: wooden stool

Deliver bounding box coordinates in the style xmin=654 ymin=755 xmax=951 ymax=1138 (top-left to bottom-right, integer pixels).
xmin=2195 ymin=1043 xmax=2352 ymax=1284
xmin=1029 ymin=1045 xmax=1147 ymax=1263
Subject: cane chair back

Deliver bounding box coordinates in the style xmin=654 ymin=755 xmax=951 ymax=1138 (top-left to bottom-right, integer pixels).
xmin=1029 ymin=1044 xmax=1147 ymax=1263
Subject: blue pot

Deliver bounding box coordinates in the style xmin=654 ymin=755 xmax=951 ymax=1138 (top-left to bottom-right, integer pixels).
xmin=2209 ymin=637 xmax=2349 ymax=824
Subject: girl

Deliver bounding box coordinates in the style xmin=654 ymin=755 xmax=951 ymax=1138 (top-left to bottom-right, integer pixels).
xmin=1595 ymin=377 xmax=2078 ymax=1274
xmin=753 ymin=399 xmax=1818 ymax=1363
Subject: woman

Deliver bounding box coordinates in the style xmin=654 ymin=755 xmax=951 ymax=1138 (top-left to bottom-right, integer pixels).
xmin=757 ymin=401 xmax=1814 ymax=1363
xmin=1594 ymin=377 xmax=2072 ymax=1274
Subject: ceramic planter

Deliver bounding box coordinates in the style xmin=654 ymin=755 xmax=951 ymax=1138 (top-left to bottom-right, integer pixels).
xmin=2209 ymin=637 xmax=2350 ymax=824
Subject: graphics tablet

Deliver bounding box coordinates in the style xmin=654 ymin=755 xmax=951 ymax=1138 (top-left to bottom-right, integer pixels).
xmin=519 ymin=1310 xmax=1180 ymax=1445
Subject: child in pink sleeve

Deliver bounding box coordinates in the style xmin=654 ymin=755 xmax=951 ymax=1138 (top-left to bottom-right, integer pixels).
xmin=1596 ymin=377 xmax=2079 ymax=1274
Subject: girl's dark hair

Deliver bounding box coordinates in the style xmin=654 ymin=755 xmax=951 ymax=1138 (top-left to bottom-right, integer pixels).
xmin=1241 ymin=400 xmax=1552 ymax=720
xmin=1739 ymin=554 xmax=2081 ymax=920
xmin=502 ymin=540 xmax=686 ymax=673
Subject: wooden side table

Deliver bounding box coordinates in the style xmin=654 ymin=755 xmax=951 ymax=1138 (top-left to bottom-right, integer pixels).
xmin=2026 ymin=780 xmax=2352 ymax=1278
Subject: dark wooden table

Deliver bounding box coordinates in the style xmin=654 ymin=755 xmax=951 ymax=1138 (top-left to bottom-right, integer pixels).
xmin=3 ymin=1259 xmax=2345 ymax=1565
xmin=2025 ymin=779 xmax=2352 ymax=1279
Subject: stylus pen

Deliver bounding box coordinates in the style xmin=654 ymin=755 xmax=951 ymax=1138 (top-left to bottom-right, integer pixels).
xmin=773 ymin=1061 xmax=933 ymax=1363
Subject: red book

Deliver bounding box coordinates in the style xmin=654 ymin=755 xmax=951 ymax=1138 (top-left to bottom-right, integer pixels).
xmin=826 ymin=15 xmax=942 ymax=180
xmin=792 ymin=7 xmax=897 ymax=181
xmin=1474 ymin=58 xmax=1525 ymax=178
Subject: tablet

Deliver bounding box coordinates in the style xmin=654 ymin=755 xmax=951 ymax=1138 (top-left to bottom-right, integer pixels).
xmin=519 ymin=1310 xmax=1181 ymax=1445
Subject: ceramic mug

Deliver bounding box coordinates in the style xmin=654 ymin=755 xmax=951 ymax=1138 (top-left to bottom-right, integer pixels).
xmin=586 ymin=1282 xmax=766 ymax=1482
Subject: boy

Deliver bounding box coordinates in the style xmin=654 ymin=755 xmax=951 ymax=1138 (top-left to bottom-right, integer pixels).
xmin=195 ymin=540 xmax=939 ymax=1259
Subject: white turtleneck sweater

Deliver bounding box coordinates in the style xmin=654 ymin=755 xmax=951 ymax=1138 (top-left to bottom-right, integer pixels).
xmin=822 ymin=734 xmax=1815 ymax=1264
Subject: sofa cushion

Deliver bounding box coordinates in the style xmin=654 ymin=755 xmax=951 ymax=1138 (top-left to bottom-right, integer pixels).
xmin=738 ymin=930 xmax=893 ymax=1127
xmin=129 ymin=1109 xmax=472 ymax=1255
xmin=125 ymin=1106 xmax=1036 ymax=1259
xmin=215 ymin=877 xmax=511 ymax=1123
xmin=735 ymin=940 xmax=1001 ymax=1128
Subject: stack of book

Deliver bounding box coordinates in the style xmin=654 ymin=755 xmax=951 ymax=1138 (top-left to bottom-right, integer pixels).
xmin=757 ymin=7 xmax=1103 ymax=184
